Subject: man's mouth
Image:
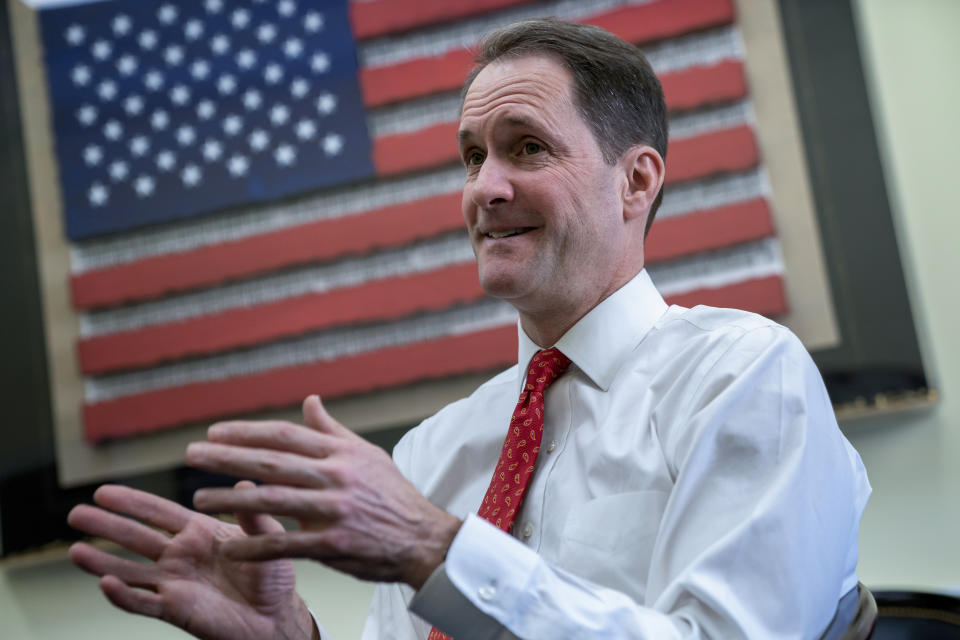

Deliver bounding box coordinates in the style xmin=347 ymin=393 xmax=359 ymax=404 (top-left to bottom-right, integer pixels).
xmin=484 ymin=227 xmax=535 ymax=239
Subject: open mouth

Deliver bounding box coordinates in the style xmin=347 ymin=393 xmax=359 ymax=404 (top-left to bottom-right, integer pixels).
xmin=485 ymin=227 xmax=535 ymax=239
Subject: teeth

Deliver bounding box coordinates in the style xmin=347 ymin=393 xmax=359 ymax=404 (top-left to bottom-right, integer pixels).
xmin=487 ymin=228 xmax=525 ymax=239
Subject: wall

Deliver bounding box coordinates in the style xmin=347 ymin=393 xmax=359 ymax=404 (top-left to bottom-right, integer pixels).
xmin=2 ymin=1 xmax=959 ymax=638
xmin=845 ymin=0 xmax=960 ymax=590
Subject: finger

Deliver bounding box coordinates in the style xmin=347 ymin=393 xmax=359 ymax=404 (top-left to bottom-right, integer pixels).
xmin=194 ymin=485 xmax=340 ymax=522
xmin=68 ymin=504 xmax=169 ymax=561
xmin=206 ymin=420 xmax=337 ymax=458
xmin=220 ymin=530 xmax=335 ymax=562
xmin=186 ymin=442 xmax=327 ymax=487
xmin=93 ymin=484 xmax=193 ymax=534
xmin=69 ymin=542 xmax=159 ymax=589
xmin=302 ymin=395 xmax=351 ymax=437
xmin=232 ymin=480 xmax=285 ymax=536
xmin=100 ymin=574 xmax=164 ymax=620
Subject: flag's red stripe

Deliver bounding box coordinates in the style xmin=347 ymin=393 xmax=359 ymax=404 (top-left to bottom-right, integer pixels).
xmin=78 ymin=262 xmax=484 ymax=374
xmin=360 ymin=0 xmax=736 ymax=107
xmin=666 ymin=124 xmax=757 ymax=184
xmin=645 ymin=198 xmax=773 ymax=263
xmin=349 ymin=0 xmax=537 ymax=40
xmin=83 ymin=324 xmax=519 ymax=443
xmin=665 ymin=274 xmax=787 ymax=317
xmin=70 ymin=191 xmax=465 ymax=309
xmin=370 ymin=62 xmax=748 ymax=176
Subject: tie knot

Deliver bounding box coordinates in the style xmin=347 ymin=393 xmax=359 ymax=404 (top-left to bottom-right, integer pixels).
xmin=524 ymin=348 xmax=571 ymax=394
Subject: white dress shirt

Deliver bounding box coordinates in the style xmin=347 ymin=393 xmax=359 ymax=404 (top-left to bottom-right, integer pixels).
xmin=360 ymin=270 xmax=871 ymax=639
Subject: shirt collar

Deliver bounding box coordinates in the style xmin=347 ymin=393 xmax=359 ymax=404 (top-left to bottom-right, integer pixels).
xmin=516 ymin=269 xmax=668 ymax=393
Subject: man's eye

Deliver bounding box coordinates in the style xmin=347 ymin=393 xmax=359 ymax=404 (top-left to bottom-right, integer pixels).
xmin=465 ymin=151 xmax=484 ymax=166
xmin=522 ymin=141 xmax=543 ymax=155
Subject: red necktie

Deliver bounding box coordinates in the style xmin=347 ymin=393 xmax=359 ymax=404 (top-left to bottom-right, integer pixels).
xmin=429 ymin=348 xmax=571 ymax=640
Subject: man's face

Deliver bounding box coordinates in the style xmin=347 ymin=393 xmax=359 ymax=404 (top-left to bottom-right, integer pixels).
xmin=458 ymin=55 xmax=633 ymax=325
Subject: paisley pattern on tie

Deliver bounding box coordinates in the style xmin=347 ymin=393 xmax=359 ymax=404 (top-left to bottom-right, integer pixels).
xmin=428 ymin=348 xmax=571 ymax=640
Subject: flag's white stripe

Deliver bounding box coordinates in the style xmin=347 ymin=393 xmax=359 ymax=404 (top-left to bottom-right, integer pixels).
xmin=71 ymin=166 xmax=466 ymax=273
xmin=80 ymin=232 xmax=475 ymax=337
xmin=85 ymin=298 xmax=519 ymax=404
xmin=668 ymin=101 xmax=751 ymax=141
xmin=358 ymin=0 xmax=653 ymax=69
xmin=656 ymin=168 xmax=767 ymax=220
xmin=650 ymin=237 xmax=783 ymax=297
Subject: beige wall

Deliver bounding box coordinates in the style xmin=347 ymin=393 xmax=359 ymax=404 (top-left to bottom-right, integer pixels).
xmin=3 ymin=1 xmax=960 ymax=637
xmin=845 ymin=0 xmax=960 ymax=590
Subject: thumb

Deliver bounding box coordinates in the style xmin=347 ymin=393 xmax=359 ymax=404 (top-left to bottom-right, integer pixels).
xmin=302 ymin=394 xmax=349 ymax=436
xmin=232 ymin=480 xmax=284 ymax=535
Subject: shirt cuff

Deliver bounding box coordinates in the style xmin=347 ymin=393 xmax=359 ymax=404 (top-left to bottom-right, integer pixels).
xmin=409 ymin=513 xmax=539 ymax=639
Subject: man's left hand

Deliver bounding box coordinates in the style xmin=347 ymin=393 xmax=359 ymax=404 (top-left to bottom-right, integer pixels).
xmin=186 ymin=395 xmax=462 ymax=590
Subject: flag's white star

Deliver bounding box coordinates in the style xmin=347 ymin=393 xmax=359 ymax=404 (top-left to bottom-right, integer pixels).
xmin=243 ymin=89 xmax=262 ymax=110
xmin=158 ymin=4 xmax=178 ymax=25
xmin=123 ymin=95 xmax=144 ymax=116
xmin=311 ymin=52 xmax=331 ymax=73
xmin=191 ymin=59 xmax=211 ymax=80
xmin=303 ymin=12 xmax=324 ymax=32
xmin=283 ymin=38 xmax=303 ymax=59
xmin=196 ymin=100 xmax=216 ymax=120
xmin=144 ymin=69 xmax=164 ymax=91
xmin=211 ymin=34 xmax=231 ymax=55
xmin=217 ymin=74 xmax=237 ymax=95
xmin=264 ymin=63 xmax=283 ymax=84
xmin=231 ymin=9 xmax=251 ymax=29
xmin=116 ymin=54 xmax=138 ymax=76
xmin=202 ymin=139 xmax=223 ymax=162
xmin=274 ymin=144 xmax=296 ymax=166
xmin=150 ymin=110 xmax=169 ymax=131
xmin=181 ymin=163 xmax=202 ymax=186
xmin=92 ymin=40 xmax=112 ymax=61
xmin=88 ymin=182 xmax=108 ymax=206
xmin=76 ymin=104 xmax=98 ymax=126
xmin=204 ymin=0 xmax=223 ymax=14
xmin=184 ymin=19 xmax=204 ymax=41
xmin=290 ymin=77 xmax=309 ymax=99
xmin=129 ymin=135 xmax=150 ymax=157
xmin=97 ymin=80 xmax=118 ymax=101
xmin=108 ymin=160 xmax=128 ymax=182
xmin=138 ymin=30 xmax=158 ymax=50
xmin=269 ymin=104 xmax=290 ymax=126
xmin=222 ymin=114 xmax=243 ymax=136
xmin=256 ymin=23 xmax=277 ymax=44
xmin=71 ymin=64 xmax=91 ymax=87
xmin=164 ymin=45 xmax=185 ymax=66
xmin=103 ymin=120 xmax=123 ymax=140
xmin=236 ymin=49 xmax=257 ymax=70
xmin=83 ymin=144 xmax=103 ymax=167
xmin=278 ymin=0 xmax=296 ymax=17
xmin=170 ymin=84 xmax=191 ymax=106
xmin=65 ymin=24 xmax=86 ymax=46
xmin=248 ymin=129 xmax=270 ymax=152
xmin=176 ymin=125 xmax=196 ymax=146
xmin=156 ymin=150 xmax=176 ymax=172
xmin=322 ymin=133 xmax=343 ymax=156
xmin=316 ymin=92 xmax=337 ymax=115
xmin=227 ymin=154 xmax=249 ymax=177
xmin=134 ymin=174 xmax=155 ymax=197
xmin=295 ymin=119 xmax=316 ymax=140
xmin=112 ymin=14 xmax=131 ymax=36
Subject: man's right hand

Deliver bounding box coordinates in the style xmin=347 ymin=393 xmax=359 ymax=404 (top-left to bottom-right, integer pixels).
xmin=68 ymin=482 xmax=320 ymax=640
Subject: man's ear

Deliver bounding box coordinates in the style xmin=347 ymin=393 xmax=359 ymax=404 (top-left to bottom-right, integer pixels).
xmin=621 ymin=145 xmax=665 ymax=223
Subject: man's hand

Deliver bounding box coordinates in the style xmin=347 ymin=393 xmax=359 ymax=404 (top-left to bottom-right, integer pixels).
xmin=68 ymin=483 xmax=319 ymax=640
xmin=186 ymin=395 xmax=462 ymax=590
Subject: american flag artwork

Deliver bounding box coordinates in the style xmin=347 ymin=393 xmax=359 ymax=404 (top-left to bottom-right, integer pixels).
xmin=31 ymin=0 xmax=789 ymax=444
xmin=39 ymin=0 xmax=373 ymax=239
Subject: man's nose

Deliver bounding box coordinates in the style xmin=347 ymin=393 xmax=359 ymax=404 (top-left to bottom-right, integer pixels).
xmin=471 ymin=158 xmax=514 ymax=208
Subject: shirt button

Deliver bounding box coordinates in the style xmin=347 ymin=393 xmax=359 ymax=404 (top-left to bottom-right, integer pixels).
xmin=547 ymin=440 xmax=558 ymax=453
xmin=478 ymin=584 xmax=496 ymax=601
xmin=521 ymin=523 xmax=534 ymax=539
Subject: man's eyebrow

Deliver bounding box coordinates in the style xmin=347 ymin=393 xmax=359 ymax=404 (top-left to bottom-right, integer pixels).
xmin=457 ymin=114 xmax=544 ymax=146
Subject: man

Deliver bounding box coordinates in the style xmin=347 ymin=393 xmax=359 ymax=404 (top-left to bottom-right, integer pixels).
xmin=68 ymin=19 xmax=870 ymax=639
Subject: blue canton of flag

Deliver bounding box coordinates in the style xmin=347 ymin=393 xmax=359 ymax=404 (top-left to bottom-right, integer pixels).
xmin=39 ymin=0 xmax=374 ymax=240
